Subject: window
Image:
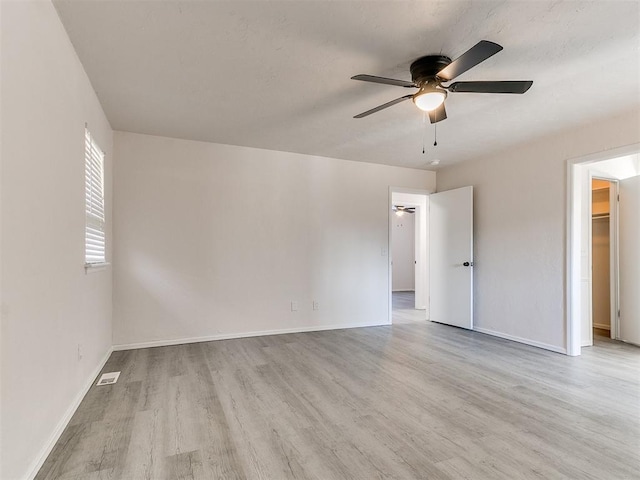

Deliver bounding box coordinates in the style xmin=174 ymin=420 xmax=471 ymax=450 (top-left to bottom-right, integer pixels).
xmin=85 ymin=127 xmax=106 ymax=265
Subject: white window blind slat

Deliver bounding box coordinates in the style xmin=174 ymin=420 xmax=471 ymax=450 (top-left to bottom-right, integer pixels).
xmin=85 ymin=127 xmax=106 ymax=265
xmin=86 ymin=237 xmax=105 ymax=244
xmin=85 ymin=231 xmax=105 ymax=242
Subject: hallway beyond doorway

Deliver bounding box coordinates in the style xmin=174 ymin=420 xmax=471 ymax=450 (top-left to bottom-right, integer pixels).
xmin=392 ymin=291 xmax=425 ymax=324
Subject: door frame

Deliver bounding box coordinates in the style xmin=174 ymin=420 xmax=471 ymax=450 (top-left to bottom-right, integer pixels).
xmin=609 ymin=179 xmax=620 ymax=340
xmin=566 ymin=143 xmax=639 ymax=355
xmin=388 ymin=187 xmax=432 ymax=324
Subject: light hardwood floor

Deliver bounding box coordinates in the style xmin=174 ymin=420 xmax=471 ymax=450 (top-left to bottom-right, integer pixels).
xmin=36 ymin=308 xmax=639 ymax=479
xmin=392 ymin=291 xmax=425 ymax=324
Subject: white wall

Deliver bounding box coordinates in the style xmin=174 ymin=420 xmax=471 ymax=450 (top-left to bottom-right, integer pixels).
xmin=436 ymin=110 xmax=640 ymax=352
xmin=113 ymin=132 xmax=435 ymax=347
xmin=0 ymin=2 xmax=113 ymax=479
xmin=619 ymin=174 xmax=640 ymax=345
xmin=391 ymin=212 xmax=415 ymax=291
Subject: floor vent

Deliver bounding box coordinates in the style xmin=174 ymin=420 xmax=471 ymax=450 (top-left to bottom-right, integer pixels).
xmin=97 ymin=371 xmax=121 ymax=386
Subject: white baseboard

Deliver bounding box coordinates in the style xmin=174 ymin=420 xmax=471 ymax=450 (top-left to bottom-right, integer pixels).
xmin=113 ymin=321 xmax=389 ymax=351
xmin=26 ymin=346 xmax=113 ymax=480
xmin=473 ymin=327 xmax=567 ymax=355
xmin=593 ymin=323 xmax=611 ymax=331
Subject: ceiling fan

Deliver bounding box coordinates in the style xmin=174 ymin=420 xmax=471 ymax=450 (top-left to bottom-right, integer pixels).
xmin=393 ymin=205 xmax=415 ymax=215
xmin=351 ymin=40 xmax=532 ymax=123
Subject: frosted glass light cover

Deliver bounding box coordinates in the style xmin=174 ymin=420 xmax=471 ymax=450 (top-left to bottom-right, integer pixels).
xmin=413 ymin=91 xmax=446 ymax=111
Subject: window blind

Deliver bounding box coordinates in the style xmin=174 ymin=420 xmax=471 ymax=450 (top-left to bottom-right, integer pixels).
xmin=85 ymin=128 xmax=106 ymax=264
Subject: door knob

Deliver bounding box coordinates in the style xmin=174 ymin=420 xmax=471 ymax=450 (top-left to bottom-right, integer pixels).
xmin=463 ymin=261 xmax=473 ymax=267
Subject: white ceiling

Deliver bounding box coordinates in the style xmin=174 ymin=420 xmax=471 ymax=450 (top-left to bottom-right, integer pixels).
xmin=53 ymin=1 xmax=640 ymax=170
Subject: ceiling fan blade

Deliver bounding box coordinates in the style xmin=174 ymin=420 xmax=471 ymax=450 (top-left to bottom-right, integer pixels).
xmin=428 ymin=103 xmax=447 ymax=124
xmin=351 ymin=74 xmax=416 ymax=88
xmin=436 ymin=40 xmax=503 ymax=81
xmin=354 ymin=95 xmax=413 ymax=118
xmin=447 ymin=80 xmax=533 ymax=94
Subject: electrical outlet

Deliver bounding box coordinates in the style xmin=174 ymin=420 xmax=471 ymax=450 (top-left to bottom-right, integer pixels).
xmin=313 ymin=301 xmax=320 ymax=311
xmin=291 ymin=301 xmax=298 ymax=312
xmin=77 ymin=343 xmax=83 ymax=361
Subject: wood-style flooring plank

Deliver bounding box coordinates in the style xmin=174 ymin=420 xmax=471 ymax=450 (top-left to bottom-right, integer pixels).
xmin=36 ymin=301 xmax=640 ymax=480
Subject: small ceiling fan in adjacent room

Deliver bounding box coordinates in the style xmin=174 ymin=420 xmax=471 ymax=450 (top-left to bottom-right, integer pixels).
xmin=393 ymin=205 xmax=415 ymax=216
xmin=351 ymin=40 xmax=533 ymax=123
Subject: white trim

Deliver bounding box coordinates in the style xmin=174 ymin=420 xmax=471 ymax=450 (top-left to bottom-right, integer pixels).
xmin=608 ymin=180 xmax=620 ymax=341
xmin=566 ymin=143 xmax=640 ymax=168
xmin=388 ymin=187 xmax=394 ymax=325
xmin=84 ymin=262 xmax=110 ymax=273
xmin=113 ymin=322 xmax=390 ymax=351
xmin=26 ymin=346 xmax=113 ymax=480
xmin=473 ymin=327 xmax=567 ymax=354
xmin=389 ymin=186 xmax=435 ymax=196
xmin=585 ymin=170 xmax=595 ymax=347
xmin=566 ymin=160 xmax=581 ymax=355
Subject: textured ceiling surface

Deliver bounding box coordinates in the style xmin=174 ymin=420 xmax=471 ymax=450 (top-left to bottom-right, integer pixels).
xmin=53 ymin=1 xmax=640 ymax=170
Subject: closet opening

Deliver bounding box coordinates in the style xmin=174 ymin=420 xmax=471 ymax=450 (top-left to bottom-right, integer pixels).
xmin=591 ymin=178 xmax=616 ymax=343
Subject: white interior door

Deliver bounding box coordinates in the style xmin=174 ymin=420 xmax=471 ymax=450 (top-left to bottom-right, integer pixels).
xmin=619 ymin=174 xmax=640 ymax=345
xmin=429 ymin=186 xmax=474 ymax=329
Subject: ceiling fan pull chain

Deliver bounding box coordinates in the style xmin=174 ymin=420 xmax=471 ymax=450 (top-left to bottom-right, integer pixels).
xmin=422 ymin=112 xmax=427 ymax=154
xmin=434 ymin=122 xmax=438 ymax=147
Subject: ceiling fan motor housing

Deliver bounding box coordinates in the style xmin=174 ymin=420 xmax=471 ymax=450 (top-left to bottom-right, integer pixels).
xmin=410 ymin=55 xmax=452 ymax=87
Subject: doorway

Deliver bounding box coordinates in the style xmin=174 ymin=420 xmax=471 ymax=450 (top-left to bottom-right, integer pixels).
xmin=567 ymin=145 xmax=640 ymax=355
xmin=591 ymin=178 xmax=616 ymax=343
xmin=391 ymin=207 xmax=418 ymax=323
xmin=389 ymin=186 xmax=474 ymax=328
xmin=389 ymin=189 xmax=429 ymax=324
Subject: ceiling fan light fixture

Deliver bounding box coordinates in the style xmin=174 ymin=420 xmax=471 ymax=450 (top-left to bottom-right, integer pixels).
xmin=413 ymin=88 xmax=447 ymax=112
